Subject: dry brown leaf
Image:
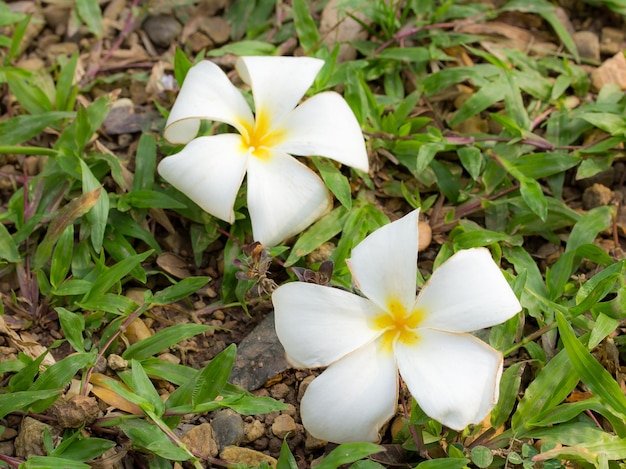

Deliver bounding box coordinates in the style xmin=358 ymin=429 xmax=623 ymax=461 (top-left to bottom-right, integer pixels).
xmin=157 ymin=252 xmax=192 ymax=279
xmin=0 ymin=315 xmax=55 ymax=366
xmin=89 ymin=373 xmax=143 ymax=414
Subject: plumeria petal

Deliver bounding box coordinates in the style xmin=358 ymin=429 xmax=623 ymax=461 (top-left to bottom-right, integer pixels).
xmin=163 ymin=60 xmax=254 ymax=144
xmin=396 ymin=329 xmax=503 ymax=430
xmin=416 ymin=248 xmax=521 ymax=332
xmin=236 ymin=56 xmax=324 ymax=127
xmin=274 ymin=92 xmax=369 ymax=171
xmin=347 ymin=210 xmax=419 ymax=312
xmin=273 ymin=282 xmax=380 ymax=368
xmin=300 ymin=341 xmax=398 ymax=443
xmin=246 ymin=151 xmax=332 ymax=246
xmin=157 ymin=134 xmax=248 ymax=223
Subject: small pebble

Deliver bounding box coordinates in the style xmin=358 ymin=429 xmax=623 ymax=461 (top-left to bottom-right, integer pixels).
xmin=181 ymin=423 xmax=218 ymax=458
xmin=582 ymin=183 xmax=614 ymax=210
xmin=243 ymin=419 xmax=265 ymax=443
xmin=418 ymin=221 xmax=432 ymax=252
xmin=573 ymin=31 xmax=600 ymax=61
xmin=198 ymin=16 xmax=231 ymax=44
xmin=269 ymin=382 xmax=290 ymax=400
xmin=601 ymin=27 xmax=625 ymax=55
xmin=304 ymin=430 xmax=328 ymax=451
xmin=211 ymin=409 xmax=245 ymax=449
xmin=143 ymin=15 xmax=182 ymax=48
xmin=107 ymin=354 xmax=128 ymax=371
xmin=0 ymin=428 xmax=17 ymax=441
xmin=268 ymin=437 xmax=283 ymax=454
xmin=220 ymin=446 xmax=277 ymax=468
xmin=297 ymin=375 xmax=315 ymax=402
xmin=271 ymin=414 xmax=297 ymax=439
xmin=281 ymin=403 xmax=297 ymax=418
xmin=253 ymin=436 xmax=269 ymax=451
xmin=0 ymin=441 xmax=14 ymax=457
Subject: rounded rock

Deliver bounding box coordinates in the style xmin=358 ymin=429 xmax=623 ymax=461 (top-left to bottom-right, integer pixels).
xmin=418 ymin=221 xmax=432 ymax=252
xmin=243 ymin=419 xmax=265 ymax=443
xmin=269 ymin=382 xmax=290 ymax=400
xmin=107 ymin=354 xmax=128 ymax=371
xmin=49 ymin=395 xmax=100 ymax=428
xmin=582 ymin=183 xmax=614 ymax=210
xmin=271 ymin=414 xmax=297 ymax=439
xmin=297 ymin=375 xmax=316 ymax=402
xmin=181 ymin=423 xmax=218 ymax=459
xmin=211 ymin=409 xmax=245 ymax=449
xmin=573 ymin=31 xmax=600 ymax=61
xmin=143 ymin=15 xmax=182 ymax=48
xmin=304 ymin=430 xmax=327 ymax=451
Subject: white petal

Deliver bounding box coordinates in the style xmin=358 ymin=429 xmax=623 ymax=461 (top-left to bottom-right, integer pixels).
xmin=416 ymin=248 xmax=522 ymax=332
xmin=396 ymin=329 xmax=503 ymax=430
xmin=157 ymin=134 xmax=248 ymax=223
xmin=246 ymin=152 xmax=332 ymax=247
xmin=164 ymin=60 xmax=254 ymax=144
xmin=236 ymin=56 xmax=324 ymax=127
xmin=273 ymin=282 xmax=380 ymax=368
xmin=347 ymin=210 xmax=420 ymax=312
xmin=300 ymin=341 xmax=398 ymax=443
xmin=276 ymin=92 xmax=369 ymax=172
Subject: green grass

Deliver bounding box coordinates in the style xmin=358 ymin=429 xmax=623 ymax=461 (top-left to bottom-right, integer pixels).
xmin=1 ymin=0 xmax=626 ymax=467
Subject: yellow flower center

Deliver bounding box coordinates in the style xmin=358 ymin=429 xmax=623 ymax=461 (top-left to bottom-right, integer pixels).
xmin=240 ymin=110 xmax=286 ymax=161
xmin=373 ymin=298 xmax=424 ymax=353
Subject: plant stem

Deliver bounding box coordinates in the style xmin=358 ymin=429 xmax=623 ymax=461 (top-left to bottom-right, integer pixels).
xmin=81 ymin=302 xmax=151 ymax=397
xmin=400 ymin=380 xmax=431 ymax=460
xmin=0 ymin=146 xmax=57 ymax=156
xmin=502 ymin=323 xmax=556 ymax=357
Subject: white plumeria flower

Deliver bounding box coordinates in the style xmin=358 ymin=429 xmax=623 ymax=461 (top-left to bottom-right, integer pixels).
xmin=272 ymin=210 xmax=522 ymax=443
xmin=157 ymin=56 xmax=368 ymax=247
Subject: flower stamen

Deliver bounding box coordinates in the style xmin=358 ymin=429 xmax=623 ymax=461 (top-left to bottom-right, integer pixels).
xmin=240 ymin=110 xmax=286 ymax=161
xmin=373 ymin=299 xmax=424 ymax=352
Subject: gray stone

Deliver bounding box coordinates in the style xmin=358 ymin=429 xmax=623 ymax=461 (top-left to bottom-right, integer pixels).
xmin=143 ymin=15 xmax=182 ymax=48
xmin=211 ymin=409 xmax=245 ymax=449
xmin=229 ymin=312 xmax=290 ymax=391
xmin=574 ymin=31 xmax=600 ymax=62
